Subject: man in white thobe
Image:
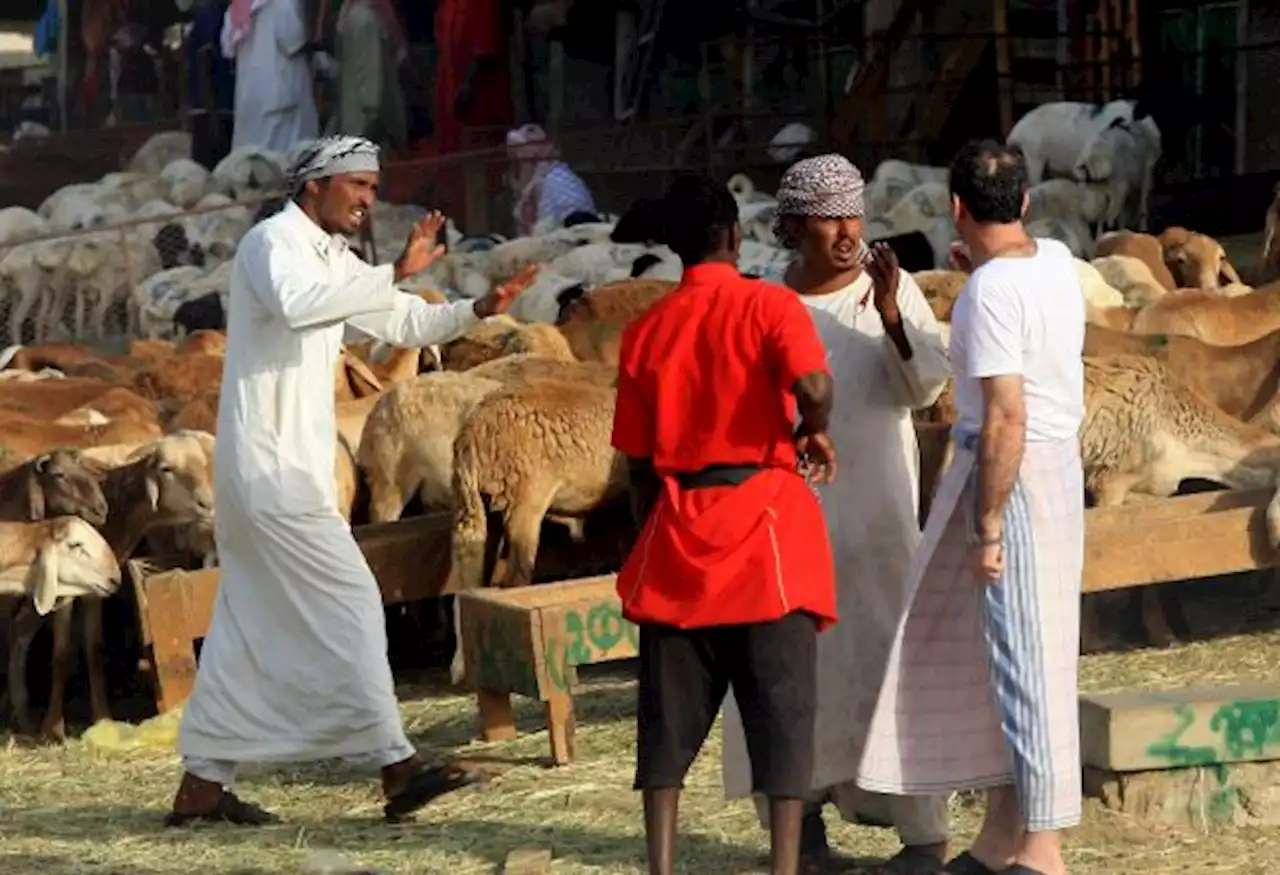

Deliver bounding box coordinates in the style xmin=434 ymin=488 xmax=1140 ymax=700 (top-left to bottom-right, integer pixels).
xmin=721 ymin=154 xmax=954 ymax=874
xmin=222 ymin=0 xmax=319 ymax=152
xmin=167 ymin=136 xmax=539 ymax=827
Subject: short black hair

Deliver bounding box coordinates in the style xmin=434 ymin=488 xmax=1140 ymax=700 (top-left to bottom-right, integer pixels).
xmin=659 ymin=173 xmax=740 ymax=265
xmin=948 ymin=139 xmax=1028 ymax=224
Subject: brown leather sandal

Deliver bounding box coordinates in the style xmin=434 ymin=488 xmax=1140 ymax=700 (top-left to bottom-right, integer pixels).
xmin=163 ymin=790 xmax=281 ymax=827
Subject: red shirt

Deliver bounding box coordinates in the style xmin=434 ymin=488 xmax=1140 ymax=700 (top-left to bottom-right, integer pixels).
xmin=611 ymin=262 xmax=838 ymax=630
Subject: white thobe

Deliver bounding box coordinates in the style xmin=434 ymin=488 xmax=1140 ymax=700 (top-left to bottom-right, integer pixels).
xmin=177 ymin=201 xmax=479 ymax=771
xmin=721 ymin=269 xmax=954 ymax=842
xmin=227 ymin=0 xmax=318 ymax=152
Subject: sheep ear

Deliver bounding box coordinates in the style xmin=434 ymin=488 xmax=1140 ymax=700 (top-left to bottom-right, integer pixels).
xmin=29 ymin=544 xmax=59 ymax=616
xmin=145 ymin=466 xmax=161 ymax=511
xmin=25 ymin=465 xmax=45 ymax=521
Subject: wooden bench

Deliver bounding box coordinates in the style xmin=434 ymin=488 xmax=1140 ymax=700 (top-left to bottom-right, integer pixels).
xmin=457 ymin=575 xmax=635 ymax=765
xmin=1080 ymin=683 xmax=1280 ymax=827
xmin=127 ymin=512 xmax=621 ymax=714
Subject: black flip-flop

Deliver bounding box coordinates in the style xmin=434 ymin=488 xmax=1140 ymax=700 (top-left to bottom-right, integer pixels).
xmin=383 ymin=763 xmax=486 ymax=823
xmin=999 ymin=867 xmax=1046 ymax=875
xmin=941 ymin=852 xmax=999 ymax=875
xmin=163 ymin=791 xmax=281 ymax=827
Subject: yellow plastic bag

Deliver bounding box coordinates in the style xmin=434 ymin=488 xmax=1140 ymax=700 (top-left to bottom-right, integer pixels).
xmin=82 ymin=707 xmax=184 ymax=752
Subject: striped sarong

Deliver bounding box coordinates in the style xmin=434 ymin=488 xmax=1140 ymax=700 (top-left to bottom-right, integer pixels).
xmin=856 ymin=430 xmax=1084 ymax=831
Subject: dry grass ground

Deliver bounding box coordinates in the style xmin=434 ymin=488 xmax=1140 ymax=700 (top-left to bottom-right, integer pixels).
xmin=4 ymin=618 xmax=1280 ymax=875
xmin=0 ymin=230 xmax=1275 ymax=874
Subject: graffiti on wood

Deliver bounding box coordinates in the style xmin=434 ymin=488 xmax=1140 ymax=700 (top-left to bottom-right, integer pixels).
xmin=544 ymin=600 xmax=639 ymax=692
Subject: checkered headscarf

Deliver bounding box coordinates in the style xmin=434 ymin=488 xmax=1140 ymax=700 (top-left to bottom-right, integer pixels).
xmin=286 ymin=136 xmax=381 ymax=197
xmin=773 ymin=154 xmax=867 ymax=247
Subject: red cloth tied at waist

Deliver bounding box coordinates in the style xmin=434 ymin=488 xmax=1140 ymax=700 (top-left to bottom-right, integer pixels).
xmin=616 ymin=466 xmax=838 ymax=631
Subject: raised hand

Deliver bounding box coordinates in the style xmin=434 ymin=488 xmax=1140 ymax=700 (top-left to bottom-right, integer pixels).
xmin=394 ymin=210 xmax=448 ymax=280
xmin=866 ymin=241 xmax=901 ymax=318
xmin=473 ymin=263 xmax=543 ymax=318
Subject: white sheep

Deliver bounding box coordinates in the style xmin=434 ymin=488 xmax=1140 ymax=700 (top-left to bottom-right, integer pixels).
xmin=1026 ymin=215 xmax=1096 ymax=259
xmin=128 ymin=131 xmax=193 ymax=176
xmin=1006 ymin=99 xmax=1135 ymax=185
xmin=0 ymin=516 xmax=121 ymax=617
xmin=1025 ymin=178 xmax=1109 ymax=226
xmin=0 ymin=207 xmax=49 ymax=245
xmin=209 ymin=146 xmax=287 ymax=201
xmin=160 ymin=158 xmax=212 ymax=209
xmin=1073 ymin=258 xmax=1126 ymax=309
xmin=1089 ymin=254 xmax=1167 ymax=307
xmin=865 ymin=160 xmax=949 ymax=218
xmin=1073 ymin=116 xmax=1162 ymax=232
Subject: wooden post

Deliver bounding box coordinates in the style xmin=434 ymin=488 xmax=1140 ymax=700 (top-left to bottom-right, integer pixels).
xmin=1099 ymin=0 xmax=1112 ymax=101
xmin=994 ymin=0 xmax=1014 ymax=137
xmin=463 ymin=160 xmax=489 ymax=236
xmin=1127 ymin=0 xmax=1142 ymax=90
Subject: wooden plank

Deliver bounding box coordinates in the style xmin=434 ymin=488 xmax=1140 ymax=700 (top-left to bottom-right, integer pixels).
xmin=502 ymin=848 xmax=553 ymax=874
xmin=1085 ymin=488 xmax=1267 ymax=529
xmin=1080 ymin=684 xmax=1280 ymax=771
xmin=994 ymin=0 xmax=1014 ymax=136
xmin=459 ymin=595 xmax=543 ymax=699
xmin=1083 ymin=497 xmax=1280 ymax=592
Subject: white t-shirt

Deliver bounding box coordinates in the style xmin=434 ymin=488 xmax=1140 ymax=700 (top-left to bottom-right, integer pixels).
xmin=949 ymin=237 xmax=1085 ymax=442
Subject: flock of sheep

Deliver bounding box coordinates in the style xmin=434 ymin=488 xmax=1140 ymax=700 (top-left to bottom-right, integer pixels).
xmin=1 ymin=99 xmax=1280 ymax=741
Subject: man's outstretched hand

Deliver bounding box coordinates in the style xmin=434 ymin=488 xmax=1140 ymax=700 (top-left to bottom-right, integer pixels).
xmin=473 ymin=263 xmax=543 ymax=319
xmin=394 ymin=211 xmax=448 ymax=281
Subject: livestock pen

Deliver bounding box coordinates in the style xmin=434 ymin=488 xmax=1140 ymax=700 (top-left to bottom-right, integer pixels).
xmin=6 ymin=135 xmax=1280 ymax=875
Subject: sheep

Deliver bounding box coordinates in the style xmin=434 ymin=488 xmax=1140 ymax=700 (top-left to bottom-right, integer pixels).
xmin=447 ymin=379 xmax=628 ymax=684
xmin=0 ymin=206 xmax=49 ymax=244
xmin=1095 ymin=232 xmax=1177 ymax=289
xmin=1074 ymin=259 xmax=1126 ymax=309
xmin=865 ymin=160 xmax=950 ymax=218
xmin=159 ymin=158 xmax=212 ymax=209
xmin=1157 ymin=226 xmax=1242 ymax=291
xmin=1079 ymin=354 xmax=1280 ymax=649
xmin=173 ymin=291 xmax=226 ymax=335
xmin=1089 ymin=255 xmax=1168 ymax=307
xmin=556 ymin=278 xmax=675 ymax=364
xmin=1007 ymin=99 xmax=1136 ymax=185
xmin=9 ymin=430 xmax=217 ymax=739
xmin=467 ymin=355 xmax=617 ymax=388
xmin=1073 ymin=115 xmax=1162 ymax=232
xmin=1025 ymin=215 xmax=1095 ymax=259
xmin=440 ymin=315 xmax=576 ymax=371
xmin=358 ymin=372 xmax=505 ymax=523
xmin=1124 ymin=282 xmax=1280 ymax=346
xmin=128 ymin=131 xmax=193 ymax=175
xmin=0 ymin=451 xmax=110 ymax=527
xmin=1025 ymin=178 xmax=1110 ymax=226
xmin=913 ymin=269 xmax=968 ymax=321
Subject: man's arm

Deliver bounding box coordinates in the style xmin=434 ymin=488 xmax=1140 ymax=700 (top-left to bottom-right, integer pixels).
xmin=346 ymin=294 xmax=480 ymax=348
xmin=965 ymin=279 xmax=1026 ymax=542
xmin=977 ymin=375 xmax=1027 ymax=542
xmin=763 ymin=289 xmax=834 ymax=435
xmin=793 ymin=371 xmax=833 ymax=437
xmin=246 ymin=231 xmax=400 ymax=330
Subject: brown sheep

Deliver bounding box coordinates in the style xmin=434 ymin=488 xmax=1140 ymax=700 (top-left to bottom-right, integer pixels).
xmin=128 ymin=354 xmax=225 ymax=407
xmin=357 ymin=371 xmax=504 ymax=523
xmin=1095 ymin=232 xmax=1178 ymax=290
xmin=1158 ymin=226 xmax=1241 ymax=290
xmin=1125 ymin=281 xmax=1280 ymax=346
xmin=447 ymin=378 xmax=627 ymax=683
xmin=439 ymin=315 xmax=576 ymax=371
xmin=9 ymin=430 xmax=216 ymax=740
xmin=1082 ymin=324 xmax=1280 ymax=430
xmin=178 ymin=330 xmax=227 ymax=357
xmin=0 ymin=411 xmax=163 ymax=458
xmin=0 ymin=450 xmax=109 ymax=527
xmin=467 ymin=354 xmax=617 ymax=387
xmin=912 ymin=269 xmax=967 ymax=322
xmin=556 ymin=278 xmax=675 ymax=364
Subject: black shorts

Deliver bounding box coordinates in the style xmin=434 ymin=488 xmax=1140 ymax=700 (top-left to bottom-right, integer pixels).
xmin=633 ymin=610 xmax=818 ymax=799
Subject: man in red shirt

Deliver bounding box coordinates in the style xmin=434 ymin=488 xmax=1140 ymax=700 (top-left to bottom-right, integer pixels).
xmin=611 ymin=174 xmax=839 ymax=875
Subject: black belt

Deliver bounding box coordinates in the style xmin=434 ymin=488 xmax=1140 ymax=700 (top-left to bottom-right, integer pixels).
xmin=674 ymin=464 xmax=765 ymax=490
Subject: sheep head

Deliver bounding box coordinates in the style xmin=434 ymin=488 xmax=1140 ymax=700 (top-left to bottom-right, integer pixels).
xmin=1164 ymin=233 xmax=1239 ymax=290
xmin=1072 ymin=130 xmax=1115 ymax=184
xmin=128 ymin=432 xmax=215 ymax=527
xmin=25 ymin=450 xmax=110 ymax=527
xmin=27 ymin=516 xmax=121 ymax=616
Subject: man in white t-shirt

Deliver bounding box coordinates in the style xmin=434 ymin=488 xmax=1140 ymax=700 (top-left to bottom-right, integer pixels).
xmin=856 ymin=140 xmax=1085 ymax=875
